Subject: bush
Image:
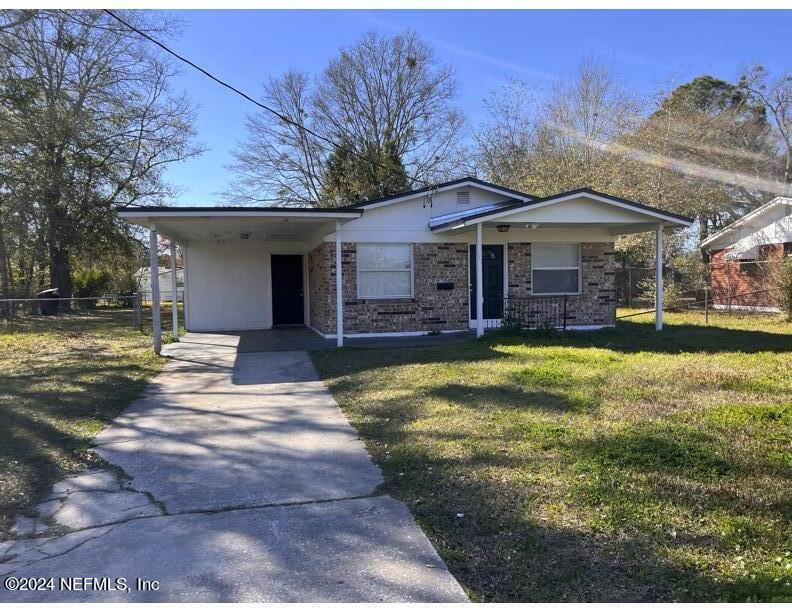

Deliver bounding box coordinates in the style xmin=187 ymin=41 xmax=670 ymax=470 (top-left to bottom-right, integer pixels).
xmin=72 ymin=269 xmax=111 ymax=309
xmin=637 ymin=275 xmax=688 ymax=308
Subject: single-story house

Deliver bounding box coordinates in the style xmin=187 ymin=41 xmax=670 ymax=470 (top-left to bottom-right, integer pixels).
xmin=135 ymin=266 xmax=184 ymax=302
xmin=118 ymin=177 xmax=692 ymax=351
xmin=700 ymin=196 xmax=791 ymax=312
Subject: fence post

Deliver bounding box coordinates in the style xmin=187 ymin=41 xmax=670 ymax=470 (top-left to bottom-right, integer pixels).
xmin=133 ymin=292 xmax=142 ymax=327
xmin=704 ymin=287 xmax=709 ymax=325
xmin=627 ymin=267 xmax=632 ymax=308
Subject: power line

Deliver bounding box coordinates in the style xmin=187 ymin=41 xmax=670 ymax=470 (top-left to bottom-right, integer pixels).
xmin=101 ymin=9 xmax=431 ymax=198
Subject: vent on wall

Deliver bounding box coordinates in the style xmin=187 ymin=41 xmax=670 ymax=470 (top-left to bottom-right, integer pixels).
xmin=456 ymin=190 xmax=471 ymax=208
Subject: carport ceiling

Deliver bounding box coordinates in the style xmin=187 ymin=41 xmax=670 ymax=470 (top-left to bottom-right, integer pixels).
xmin=149 ymin=216 xmax=341 ymax=242
xmin=118 ymin=208 xmax=362 ymax=243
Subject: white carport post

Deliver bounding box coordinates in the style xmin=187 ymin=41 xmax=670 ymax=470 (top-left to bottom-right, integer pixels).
xmin=655 ymin=224 xmax=663 ymax=331
xmin=170 ymin=238 xmax=179 ymax=341
xmin=149 ymin=228 xmax=162 ymax=354
xmin=335 ymin=220 xmax=343 ymax=347
xmin=476 ymin=222 xmax=484 ymax=338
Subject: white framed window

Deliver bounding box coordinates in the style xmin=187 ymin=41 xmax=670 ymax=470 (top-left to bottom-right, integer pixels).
xmin=357 ymin=243 xmax=413 ymax=299
xmin=531 ymin=243 xmax=581 ymax=295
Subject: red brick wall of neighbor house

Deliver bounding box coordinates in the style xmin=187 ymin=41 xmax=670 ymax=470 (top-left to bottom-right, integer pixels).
xmin=309 ymin=241 xmax=617 ymax=333
xmin=709 ymin=244 xmax=783 ymax=307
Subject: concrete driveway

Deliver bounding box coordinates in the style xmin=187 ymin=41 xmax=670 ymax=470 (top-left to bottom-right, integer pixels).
xmin=0 ymin=332 xmax=468 ymax=602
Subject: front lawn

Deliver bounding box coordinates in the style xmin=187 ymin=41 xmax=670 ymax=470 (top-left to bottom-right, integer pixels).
xmin=0 ymin=309 xmax=165 ymax=539
xmin=312 ymin=314 xmax=792 ymax=602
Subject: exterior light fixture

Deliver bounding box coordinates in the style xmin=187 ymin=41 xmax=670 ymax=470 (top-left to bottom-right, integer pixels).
xmin=496 ymin=224 xmax=511 ymax=233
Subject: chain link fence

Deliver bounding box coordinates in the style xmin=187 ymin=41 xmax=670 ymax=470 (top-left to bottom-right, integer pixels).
xmin=0 ymin=295 xmax=146 ymax=326
xmin=616 ymin=287 xmax=784 ymax=327
xmin=615 ymin=257 xmax=786 ymax=325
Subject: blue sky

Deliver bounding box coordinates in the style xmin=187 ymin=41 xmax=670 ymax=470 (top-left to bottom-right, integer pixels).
xmin=163 ymin=9 xmax=792 ymax=205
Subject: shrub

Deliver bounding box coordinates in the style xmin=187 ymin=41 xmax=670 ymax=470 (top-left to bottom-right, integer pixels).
xmin=72 ymin=269 xmax=111 ymax=309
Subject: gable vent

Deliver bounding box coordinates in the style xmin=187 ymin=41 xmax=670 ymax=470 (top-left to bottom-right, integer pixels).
xmin=456 ymin=190 xmax=471 ymax=208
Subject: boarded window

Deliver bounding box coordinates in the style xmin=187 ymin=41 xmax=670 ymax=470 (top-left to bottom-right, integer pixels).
xmin=357 ymin=243 xmax=413 ymax=299
xmin=531 ymin=244 xmax=581 ymax=295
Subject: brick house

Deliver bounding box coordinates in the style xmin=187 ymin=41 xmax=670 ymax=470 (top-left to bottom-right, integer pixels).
xmin=119 ymin=178 xmax=692 ymax=347
xmin=701 ymin=197 xmax=792 ymax=312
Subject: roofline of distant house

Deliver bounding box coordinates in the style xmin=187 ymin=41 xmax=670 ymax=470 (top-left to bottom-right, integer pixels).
xmin=700 ymin=196 xmax=792 ymax=248
xmin=429 ymin=187 xmax=694 ymax=230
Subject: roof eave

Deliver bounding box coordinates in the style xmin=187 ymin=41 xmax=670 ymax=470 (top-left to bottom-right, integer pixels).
xmin=431 ymin=189 xmax=693 ymax=232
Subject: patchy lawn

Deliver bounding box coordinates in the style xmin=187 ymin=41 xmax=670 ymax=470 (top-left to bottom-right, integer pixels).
xmin=0 ymin=309 xmax=165 ymax=539
xmin=312 ymin=313 xmax=792 ymax=602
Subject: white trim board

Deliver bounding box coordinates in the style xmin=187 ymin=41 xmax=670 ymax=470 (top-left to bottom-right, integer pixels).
xmin=470 ymin=323 xmax=615 ymax=331
xmin=311 ymin=328 xmax=470 ymax=339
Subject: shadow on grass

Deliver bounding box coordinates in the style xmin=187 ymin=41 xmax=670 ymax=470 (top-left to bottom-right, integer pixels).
xmin=312 ymin=327 xmax=791 ymax=601
xmin=358 ymin=390 xmax=789 ymax=601
xmin=0 ymin=349 xmax=158 ymax=538
xmin=362 ymin=412 xmax=723 ymax=601
xmin=535 ymin=320 xmax=792 ymax=355
xmin=428 ymin=382 xmax=602 ymax=415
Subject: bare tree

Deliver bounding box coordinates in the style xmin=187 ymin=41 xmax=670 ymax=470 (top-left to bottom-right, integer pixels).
xmin=475 ymin=57 xmax=640 ymax=197
xmin=739 ymin=65 xmax=792 ymax=190
xmin=475 ymin=78 xmax=540 ymax=188
xmin=0 ymin=9 xmax=202 ymax=298
xmin=227 ymin=30 xmax=464 ymax=206
xmin=226 ymin=71 xmax=326 ymax=205
xmin=0 ymin=9 xmax=37 ymax=31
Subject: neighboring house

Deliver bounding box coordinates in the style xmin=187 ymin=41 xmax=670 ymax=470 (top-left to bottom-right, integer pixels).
xmin=700 ymin=197 xmax=792 ymax=312
xmin=135 ymin=266 xmax=185 ymax=302
xmin=118 ymin=177 xmax=692 ymax=346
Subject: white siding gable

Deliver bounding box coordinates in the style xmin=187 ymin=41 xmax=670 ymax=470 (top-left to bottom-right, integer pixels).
xmin=706 ymin=200 xmax=792 ymax=255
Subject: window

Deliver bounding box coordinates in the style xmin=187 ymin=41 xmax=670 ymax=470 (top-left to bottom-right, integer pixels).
xmin=357 ymin=243 xmax=413 ymax=299
xmin=531 ymin=243 xmax=581 ymax=295
xmin=456 ymin=190 xmax=471 ymax=208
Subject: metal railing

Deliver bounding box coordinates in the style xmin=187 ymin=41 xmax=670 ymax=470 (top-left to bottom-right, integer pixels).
xmin=481 ymin=296 xmax=569 ymax=331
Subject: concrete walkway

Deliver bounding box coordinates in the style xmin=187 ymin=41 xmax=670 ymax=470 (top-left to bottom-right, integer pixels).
xmin=0 ymin=335 xmax=467 ymax=602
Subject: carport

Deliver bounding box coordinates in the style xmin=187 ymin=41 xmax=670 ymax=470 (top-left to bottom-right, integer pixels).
xmin=118 ymin=207 xmax=362 ymax=353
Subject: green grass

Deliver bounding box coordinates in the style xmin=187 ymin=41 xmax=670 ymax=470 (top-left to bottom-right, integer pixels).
xmin=311 ymin=312 xmax=792 ymax=602
xmin=0 ymin=309 xmax=165 ymax=539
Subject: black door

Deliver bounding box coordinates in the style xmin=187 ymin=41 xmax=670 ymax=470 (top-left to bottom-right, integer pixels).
xmin=271 ymin=254 xmax=304 ymax=325
xmin=469 ymin=245 xmax=504 ymax=320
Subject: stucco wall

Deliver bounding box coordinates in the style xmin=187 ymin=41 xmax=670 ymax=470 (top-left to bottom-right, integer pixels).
xmin=185 ymin=240 xmax=271 ymax=331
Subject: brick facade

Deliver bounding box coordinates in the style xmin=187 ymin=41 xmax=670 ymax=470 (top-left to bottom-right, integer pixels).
xmin=507 ymin=242 xmax=616 ymax=327
xmin=308 ymin=242 xmax=469 ymax=334
xmin=308 ymin=241 xmax=617 ymax=334
xmin=710 ymin=244 xmax=783 ymax=308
